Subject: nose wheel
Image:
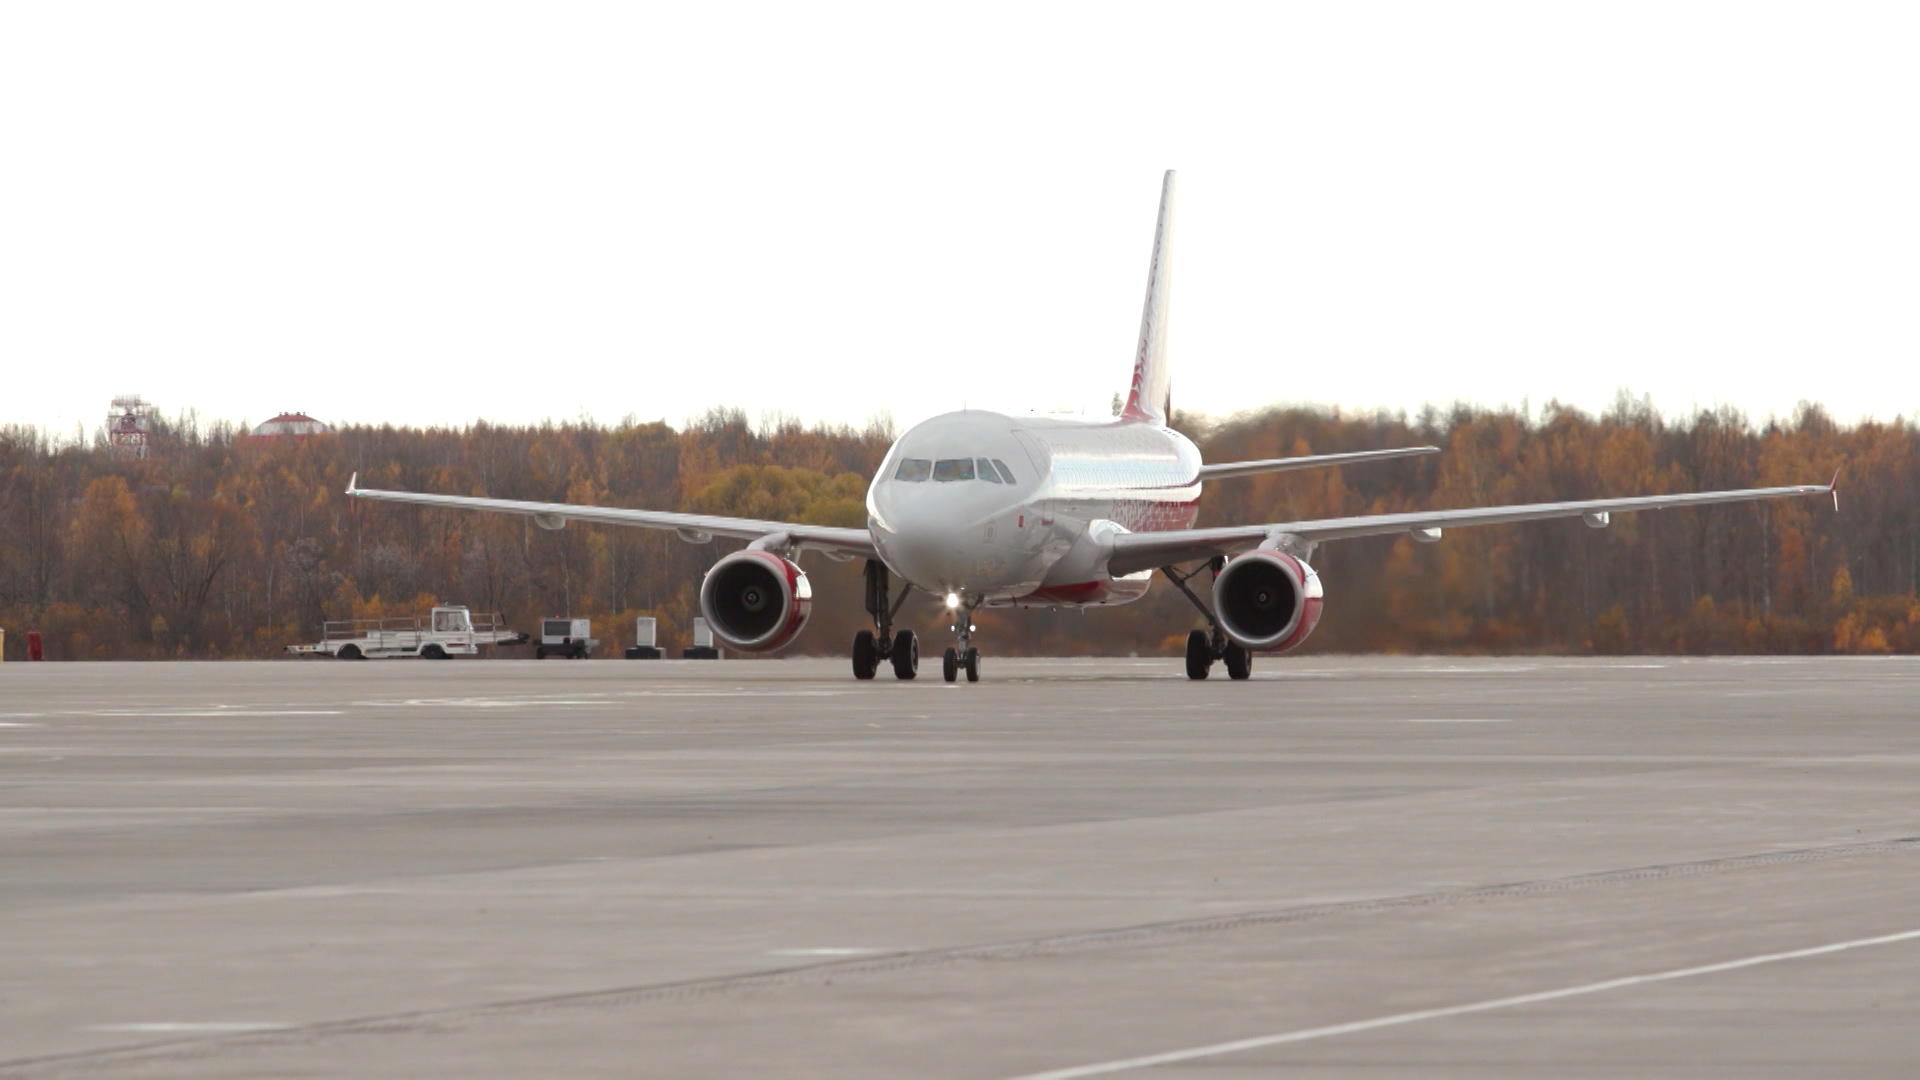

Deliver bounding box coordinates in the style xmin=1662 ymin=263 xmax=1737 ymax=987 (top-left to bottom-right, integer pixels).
xmin=852 ymin=560 xmax=920 ymax=681
xmin=941 ymin=596 xmax=983 ymax=682
xmin=941 ymin=646 xmax=980 ymax=683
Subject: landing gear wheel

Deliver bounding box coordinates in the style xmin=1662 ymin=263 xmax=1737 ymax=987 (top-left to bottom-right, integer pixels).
xmin=890 ymin=630 xmax=918 ymax=680
xmin=942 ymin=647 xmax=959 ymax=683
xmin=852 ymin=630 xmax=878 ymax=680
xmin=1224 ymin=642 xmax=1252 ymax=680
xmin=1184 ymin=630 xmax=1212 ymax=681
xmin=963 ymin=647 xmax=980 ymax=683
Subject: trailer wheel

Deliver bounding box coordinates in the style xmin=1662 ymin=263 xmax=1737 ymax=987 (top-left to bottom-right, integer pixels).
xmin=535 ymin=646 xmax=547 ymax=660
xmin=422 ymin=644 xmax=448 ymax=660
xmin=338 ymin=644 xmax=365 ymax=661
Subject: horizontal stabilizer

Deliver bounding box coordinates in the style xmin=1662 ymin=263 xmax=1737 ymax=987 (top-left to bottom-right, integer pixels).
xmin=1198 ymin=446 xmax=1440 ymax=482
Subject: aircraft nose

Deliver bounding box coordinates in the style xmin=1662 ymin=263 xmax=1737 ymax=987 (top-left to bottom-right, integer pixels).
xmin=881 ymin=514 xmax=960 ymax=590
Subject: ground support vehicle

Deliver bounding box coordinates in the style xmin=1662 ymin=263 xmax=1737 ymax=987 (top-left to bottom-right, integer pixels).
xmin=286 ymin=607 xmax=526 ymax=660
xmin=536 ymin=618 xmax=599 ymax=660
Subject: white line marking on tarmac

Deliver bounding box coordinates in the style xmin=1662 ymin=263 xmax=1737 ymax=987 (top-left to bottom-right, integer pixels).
xmin=1008 ymin=927 xmax=1920 ymax=1079
xmin=0 ymin=720 xmax=42 ymax=726
xmin=86 ymin=710 xmax=342 ymax=718
xmin=85 ymin=1022 xmax=294 ymax=1034
xmin=388 ymin=699 xmax=606 ymax=708
xmin=0 ymin=807 xmax=273 ymax=812
xmin=620 ymin=690 xmax=855 ymax=698
xmin=1406 ymin=718 xmax=1511 ymax=723
xmin=768 ymin=948 xmax=890 ymax=957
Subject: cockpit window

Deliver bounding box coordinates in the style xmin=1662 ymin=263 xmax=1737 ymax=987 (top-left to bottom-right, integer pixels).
xmin=893 ymin=458 xmax=932 ymax=482
xmin=975 ymin=457 xmax=1002 ymax=483
xmin=991 ymin=459 xmax=1016 ymax=484
xmin=932 ymin=458 xmax=976 ymax=482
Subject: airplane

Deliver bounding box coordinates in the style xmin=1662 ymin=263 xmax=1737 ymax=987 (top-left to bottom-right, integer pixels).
xmin=346 ymin=171 xmax=1838 ymax=683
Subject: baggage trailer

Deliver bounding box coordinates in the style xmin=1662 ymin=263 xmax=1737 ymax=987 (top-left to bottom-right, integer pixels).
xmin=286 ymin=606 xmax=527 ymax=660
xmin=682 ymin=617 xmax=721 ymax=660
xmin=535 ymin=618 xmax=599 ymax=660
xmin=624 ymin=617 xmax=663 ymax=660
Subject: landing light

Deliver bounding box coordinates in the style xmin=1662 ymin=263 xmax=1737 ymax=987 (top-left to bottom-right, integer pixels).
xmin=945 ymin=592 xmax=960 ymax=609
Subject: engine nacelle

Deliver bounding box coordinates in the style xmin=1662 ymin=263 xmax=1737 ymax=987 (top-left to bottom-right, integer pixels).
xmin=698 ymin=550 xmax=813 ymax=652
xmin=1211 ymin=550 xmax=1324 ymax=653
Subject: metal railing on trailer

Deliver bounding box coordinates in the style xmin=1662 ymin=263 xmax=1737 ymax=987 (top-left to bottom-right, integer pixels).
xmin=286 ymin=607 xmax=528 ymax=659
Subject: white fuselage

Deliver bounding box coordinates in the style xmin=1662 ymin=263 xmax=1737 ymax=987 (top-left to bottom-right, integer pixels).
xmin=866 ymin=410 xmax=1202 ymax=608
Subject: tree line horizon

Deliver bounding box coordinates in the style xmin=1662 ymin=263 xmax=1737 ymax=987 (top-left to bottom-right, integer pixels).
xmin=0 ymin=394 xmax=1910 ymax=661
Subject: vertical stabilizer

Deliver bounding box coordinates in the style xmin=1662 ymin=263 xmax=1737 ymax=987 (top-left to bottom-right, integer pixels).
xmin=1122 ymin=170 xmax=1176 ymax=424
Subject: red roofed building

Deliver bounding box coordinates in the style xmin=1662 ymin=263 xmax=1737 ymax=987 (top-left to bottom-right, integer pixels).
xmin=250 ymin=413 xmax=332 ymax=441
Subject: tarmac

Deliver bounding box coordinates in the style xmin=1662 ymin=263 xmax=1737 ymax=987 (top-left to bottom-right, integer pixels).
xmin=0 ymin=655 xmax=1917 ymax=1077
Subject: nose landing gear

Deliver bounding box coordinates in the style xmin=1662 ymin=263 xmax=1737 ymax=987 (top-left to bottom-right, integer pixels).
xmin=1164 ymin=560 xmax=1253 ymax=681
xmin=942 ymin=604 xmax=981 ymax=683
xmin=852 ymin=560 xmax=919 ymax=681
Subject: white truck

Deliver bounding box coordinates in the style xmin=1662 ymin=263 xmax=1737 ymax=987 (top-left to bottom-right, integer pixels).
xmin=535 ymin=618 xmax=598 ymax=660
xmin=286 ymin=606 xmax=527 ymax=660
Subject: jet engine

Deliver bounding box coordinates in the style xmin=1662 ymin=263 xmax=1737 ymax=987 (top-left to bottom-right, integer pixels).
xmin=698 ymin=550 xmax=813 ymax=652
xmin=1211 ymin=550 xmax=1324 ymax=653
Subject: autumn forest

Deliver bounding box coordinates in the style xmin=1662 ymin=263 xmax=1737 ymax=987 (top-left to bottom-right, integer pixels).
xmin=0 ymin=397 xmax=1912 ymax=662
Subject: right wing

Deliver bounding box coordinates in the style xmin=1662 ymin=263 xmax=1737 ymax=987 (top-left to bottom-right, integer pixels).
xmin=1107 ymin=474 xmax=1837 ymax=577
xmin=344 ymin=474 xmax=876 ymax=558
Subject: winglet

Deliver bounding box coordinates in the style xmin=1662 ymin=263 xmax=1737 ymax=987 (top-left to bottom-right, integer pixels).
xmin=345 ymin=471 xmax=358 ymax=496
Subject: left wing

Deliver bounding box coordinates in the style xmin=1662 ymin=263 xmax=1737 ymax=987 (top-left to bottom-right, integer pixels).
xmin=344 ymin=474 xmax=877 ymax=559
xmin=1107 ymin=474 xmax=1837 ymax=577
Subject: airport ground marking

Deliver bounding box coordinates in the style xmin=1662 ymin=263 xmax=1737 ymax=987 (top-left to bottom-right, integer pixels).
xmin=84 ymin=710 xmax=343 ymax=718
xmin=10 ymin=837 xmax=1918 ymax=1075
xmin=84 ymin=1024 xmax=293 ymax=1035
xmin=1009 ymin=927 xmax=1920 ymax=1079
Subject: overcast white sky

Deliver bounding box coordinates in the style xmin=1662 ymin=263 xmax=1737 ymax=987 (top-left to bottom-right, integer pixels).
xmin=3 ymin=3 xmax=1916 ymax=437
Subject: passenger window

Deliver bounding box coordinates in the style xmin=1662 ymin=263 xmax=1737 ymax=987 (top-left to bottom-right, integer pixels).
xmin=992 ymin=459 xmax=1016 ymax=484
xmin=976 ymin=457 xmax=1002 ymax=483
xmin=932 ymin=458 xmax=976 ymax=482
xmin=894 ymin=458 xmax=932 ymax=482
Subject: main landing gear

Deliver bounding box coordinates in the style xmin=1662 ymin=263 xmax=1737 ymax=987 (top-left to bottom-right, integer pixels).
xmin=1162 ymin=560 xmax=1252 ymax=681
xmin=852 ymin=560 xmax=919 ymax=681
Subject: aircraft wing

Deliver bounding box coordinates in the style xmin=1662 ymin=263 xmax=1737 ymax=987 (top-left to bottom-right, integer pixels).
xmin=1105 ymin=475 xmax=1837 ymax=577
xmin=344 ymin=474 xmax=877 ymax=558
